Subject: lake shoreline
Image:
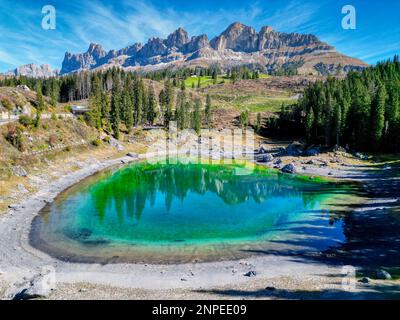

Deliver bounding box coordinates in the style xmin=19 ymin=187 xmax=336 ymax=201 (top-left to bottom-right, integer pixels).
xmin=1 ymin=148 xmax=399 ymax=300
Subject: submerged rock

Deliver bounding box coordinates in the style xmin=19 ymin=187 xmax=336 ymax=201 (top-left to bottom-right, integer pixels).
xmin=383 ymin=164 xmax=392 ymax=170
xmin=281 ymin=163 xmax=296 ymax=174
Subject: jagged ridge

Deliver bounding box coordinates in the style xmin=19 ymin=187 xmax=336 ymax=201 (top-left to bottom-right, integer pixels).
xmin=60 ymin=22 xmax=368 ymax=75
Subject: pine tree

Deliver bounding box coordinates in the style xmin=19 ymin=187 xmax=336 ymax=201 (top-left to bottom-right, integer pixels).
xmin=36 ymin=84 xmax=45 ymax=112
xmin=371 ymin=83 xmax=387 ymax=148
xmin=34 ymin=108 xmax=41 ymax=128
xmin=239 ymin=110 xmax=249 ymax=128
xmin=122 ymin=84 xmax=134 ymax=132
xmin=332 ymin=102 xmax=342 ymax=146
xmin=184 ymin=100 xmax=192 ymax=129
xmin=192 ymin=99 xmax=202 ymax=134
xmin=141 ymin=80 xmax=148 ymax=124
xmin=305 ymin=107 xmax=315 ymax=142
xmin=101 ymin=92 xmax=111 ymax=132
xmin=133 ymin=77 xmax=143 ymax=126
xmin=255 ymin=113 xmax=262 ymax=133
xmin=205 ymin=94 xmax=212 ymax=129
xmin=212 ymin=70 xmax=218 ymax=85
xmin=50 ymin=79 xmax=59 ymax=108
xmin=88 ymin=75 xmax=102 ymax=130
xmin=110 ymin=79 xmax=121 ymax=139
xmin=176 ymin=89 xmax=186 ymax=130
xmin=163 ymin=81 xmax=174 ymax=128
xmin=147 ymin=86 xmax=157 ymax=126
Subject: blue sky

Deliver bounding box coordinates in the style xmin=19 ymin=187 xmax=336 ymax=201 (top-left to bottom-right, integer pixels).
xmin=0 ymin=0 xmax=399 ymax=72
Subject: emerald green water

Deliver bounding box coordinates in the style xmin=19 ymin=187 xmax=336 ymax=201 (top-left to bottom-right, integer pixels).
xmin=31 ymin=160 xmax=354 ymax=263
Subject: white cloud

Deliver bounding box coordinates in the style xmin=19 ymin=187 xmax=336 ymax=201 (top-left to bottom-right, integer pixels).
xmin=0 ymin=50 xmax=25 ymax=68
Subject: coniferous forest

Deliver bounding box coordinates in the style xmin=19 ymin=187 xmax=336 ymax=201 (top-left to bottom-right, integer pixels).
xmin=270 ymin=57 xmax=400 ymax=152
xmin=0 ymin=67 xmax=212 ymax=138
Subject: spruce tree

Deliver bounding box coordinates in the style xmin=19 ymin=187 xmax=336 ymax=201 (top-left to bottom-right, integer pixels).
xmin=255 ymin=113 xmax=262 ymax=133
xmin=163 ymin=81 xmax=174 ymax=128
xmin=36 ymin=84 xmax=45 ymax=112
xmin=147 ymin=86 xmax=157 ymax=126
xmin=193 ymin=99 xmax=202 ymax=134
xmin=371 ymin=83 xmax=386 ymax=148
xmin=205 ymin=94 xmax=212 ymax=129
xmin=111 ymin=79 xmax=121 ymax=139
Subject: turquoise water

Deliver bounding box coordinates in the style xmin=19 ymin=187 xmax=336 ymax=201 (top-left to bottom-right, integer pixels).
xmin=31 ymin=160 xmax=352 ymax=263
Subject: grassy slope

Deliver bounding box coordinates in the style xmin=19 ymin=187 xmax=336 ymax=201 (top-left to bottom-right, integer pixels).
xmin=198 ymin=78 xmax=297 ymax=114
xmin=184 ymin=74 xmax=269 ymax=89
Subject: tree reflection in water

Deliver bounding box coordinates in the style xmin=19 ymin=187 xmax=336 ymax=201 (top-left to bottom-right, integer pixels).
xmin=88 ymin=161 xmax=338 ymax=224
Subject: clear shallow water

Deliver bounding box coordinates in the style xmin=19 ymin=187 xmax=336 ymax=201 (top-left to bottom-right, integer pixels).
xmin=30 ymin=160 xmax=355 ymax=263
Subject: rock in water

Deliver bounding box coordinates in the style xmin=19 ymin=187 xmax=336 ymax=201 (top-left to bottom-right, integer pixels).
xmin=281 ymin=163 xmax=296 ymax=174
xmin=376 ymin=270 xmax=392 ymax=280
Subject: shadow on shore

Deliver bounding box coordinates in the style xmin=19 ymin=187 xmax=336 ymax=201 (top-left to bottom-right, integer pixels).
xmin=193 ymin=161 xmax=400 ymax=299
xmin=195 ymin=282 xmax=400 ymax=300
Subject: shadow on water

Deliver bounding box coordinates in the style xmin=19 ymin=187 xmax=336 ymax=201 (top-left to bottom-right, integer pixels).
xmin=239 ymin=161 xmax=400 ymax=276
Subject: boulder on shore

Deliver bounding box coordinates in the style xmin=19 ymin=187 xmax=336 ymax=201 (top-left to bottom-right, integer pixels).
xmin=304 ymin=148 xmax=320 ymax=157
xmin=284 ymin=143 xmax=303 ymax=156
xmin=281 ymin=163 xmax=296 ymax=174
xmin=244 ymin=271 xmax=257 ymax=277
xmin=126 ymin=152 xmax=139 ymax=159
xmin=257 ymin=153 xmax=274 ymax=163
xmin=13 ymin=273 xmax=55 ymax=300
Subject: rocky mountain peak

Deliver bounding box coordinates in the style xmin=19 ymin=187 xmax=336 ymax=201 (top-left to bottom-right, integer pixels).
xmin=211 ymin=22 xmax=258 ymax=52
xmin=2 ymin=63 xmax=58 ymax=78
xmin=165 ymin=27 xmax=189 ymax=48
xmin=87 ymin=43 xmax=107 ymax=58
xmin=259 ymin=26 xmax=274 ymax=34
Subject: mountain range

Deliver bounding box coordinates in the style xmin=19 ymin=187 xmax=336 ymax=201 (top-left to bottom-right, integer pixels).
xmin=3 ymin=22 xmax=368 ymax=78
xmin=2 ymin=63 xmax=58 ymax=78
